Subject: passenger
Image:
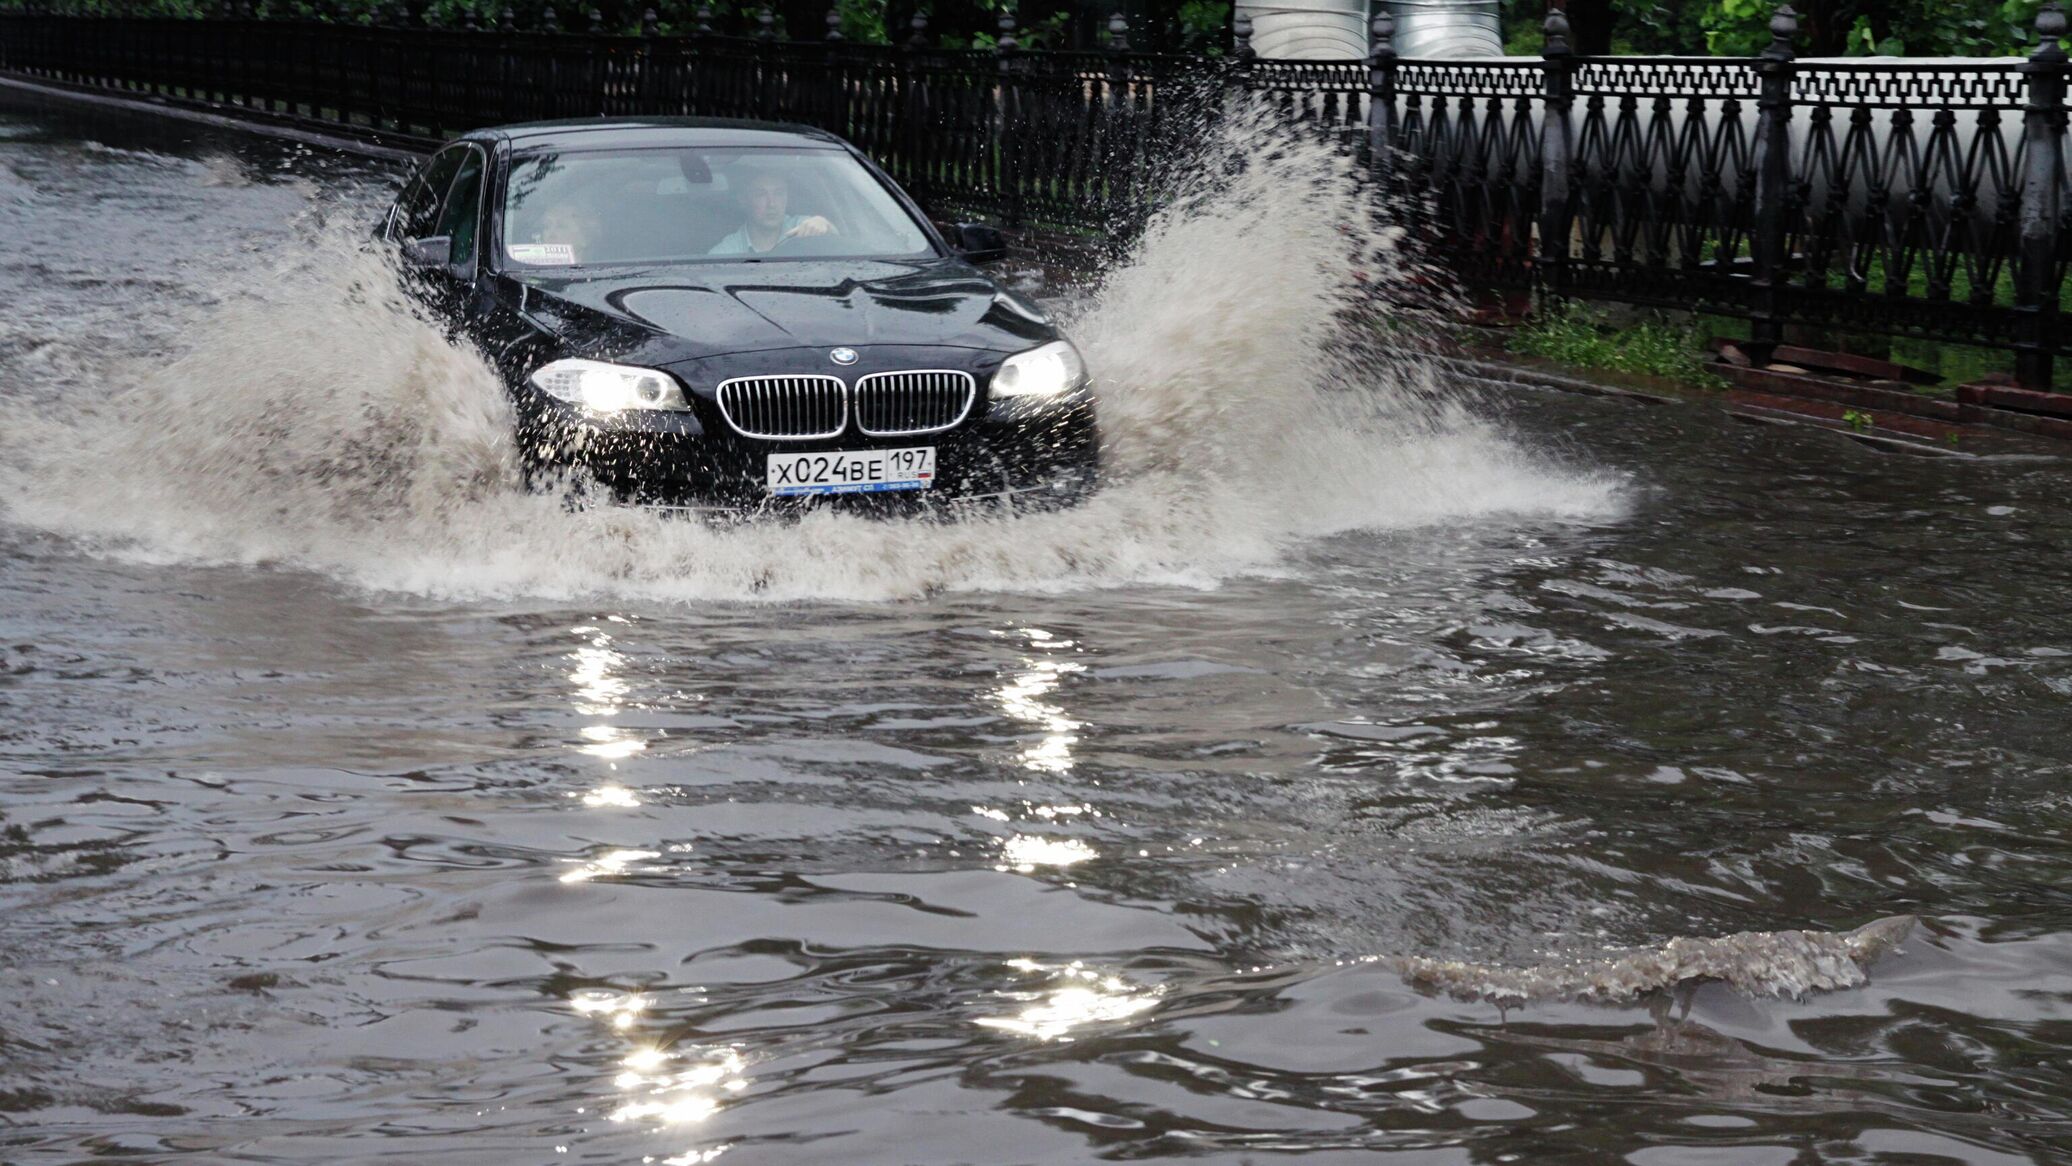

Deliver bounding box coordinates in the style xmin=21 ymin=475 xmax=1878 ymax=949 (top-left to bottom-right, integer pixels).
xmin=707 ymin=167 xmax=835 ymax=255
xmin=529 ymin=200 xmax=600 ymax=263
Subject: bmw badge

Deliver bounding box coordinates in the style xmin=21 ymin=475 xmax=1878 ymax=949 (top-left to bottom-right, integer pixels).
xmin=829 ymin=347 xmax=859 ymax=366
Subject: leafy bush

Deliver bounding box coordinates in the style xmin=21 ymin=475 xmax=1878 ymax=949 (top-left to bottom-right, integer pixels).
xmin=1500 ymin=0 xmax=2049 ymax=57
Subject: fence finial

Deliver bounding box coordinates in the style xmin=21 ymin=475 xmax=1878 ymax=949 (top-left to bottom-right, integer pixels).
xmin=540 ymin=4 xmax=559 ymax=32
xmin=824 ymin=5 xmax=843 ymax=40
xmin=497 ymin=6 xmax=513 ymax=31
xmin=693 ymin=3 xmax=713 ymax=34
xmin=996 ymin=3 xmax=1017 ymax=52
xmin=1233 ymin=9 xmax=1253 ymax=59
xmin=641 ymin=7 xmax=658 ymax=36
xmin=1367 ymin=5 xmax=1398 ymax=175
xmin=463 ymin=7 xmax=479 ymax=29
xmin=1541 ymin=6 xmax=1571 ymax=55
xmin=756 ymin=4 xmax=774 ymax=38
xmin=1372 ymin=10 xmax=1395 ymax=58
xmin=1106 ymin=11 xmax=1129 ymax=51
xmin=586 ymin=6 xmax=603 ymax=33
xmin=906 ymin=10 xmax=928 ymax=48
xmin=1763 ymin=4 xmax=1798 ymax=59
xmin=2036 ymin=2 xmax=2068 ymax=60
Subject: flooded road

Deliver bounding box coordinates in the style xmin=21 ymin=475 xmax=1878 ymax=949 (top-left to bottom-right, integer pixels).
xmin=3 ymin=90 xmax=2071 ymax=1164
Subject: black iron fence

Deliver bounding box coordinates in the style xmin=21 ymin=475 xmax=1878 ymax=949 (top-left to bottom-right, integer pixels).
xmin=0 ymin=8 xmax=1234 ymax=232
xmin=4 ymin=5 xmax=2072 ymax=390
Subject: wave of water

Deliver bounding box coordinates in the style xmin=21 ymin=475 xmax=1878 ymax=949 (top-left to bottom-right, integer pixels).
xmin=0 ymin=110 xmax=1618 ymax=602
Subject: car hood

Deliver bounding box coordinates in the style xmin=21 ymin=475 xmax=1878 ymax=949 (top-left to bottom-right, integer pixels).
xmin=505 ymin=259 xmax=1056 ymax=364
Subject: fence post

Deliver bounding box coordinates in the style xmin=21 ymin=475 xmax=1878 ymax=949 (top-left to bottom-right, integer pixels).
xmin=755 ymin=3 xmax=774 ymax=120
xmin=1748 ymin=4 xmax=1797 ymax=359
xmin=639 ymin=7 xmax=659 ymax=115
xmin=823 ymin=4 xmax=844 ymax=135
xmin=1367 ymin=9 xmax=1396 ymax=186
xmin=690 ymin=4 xmax=712 ymax=117
xmin=996 ymin=4 xmax=1024 ymax=230
xmin=543 ymin=5 xmax=565 ymax=120
xmin=1537 ymin=8 xmax=1575 ymax=298
xmin=237 ymin=0 xmax=257 ymax=112
xmin=1230 ymin=6 xmax=1254 ymax=147
xmin=901 ymin=12 xmax=928 ymax=193
xmin=496 ymin=6 xmax=515 ymax=122
xmin=1107 ymin=12 xmax=1133 ymax=245
xmin=586 ymin=6 xmax=605 ymax=117
xmin=2017 ymin=3 xmax=2067 ymax=391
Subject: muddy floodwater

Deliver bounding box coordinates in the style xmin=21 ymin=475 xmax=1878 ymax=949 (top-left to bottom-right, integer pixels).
xmin=3 ymin=89 xmax=2071 ymax=1165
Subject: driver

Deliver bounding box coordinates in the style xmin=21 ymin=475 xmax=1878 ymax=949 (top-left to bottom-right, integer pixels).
xmin=707 ymin=167 xmax=835 ymax=255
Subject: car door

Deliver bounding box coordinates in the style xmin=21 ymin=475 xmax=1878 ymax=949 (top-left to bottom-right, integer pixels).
xmin=391 ymin=143 xmax=484 ymax=323
xmin=424 ymin=145 xmax=488 ymax=320
xmin=387 ymin=145 xmax=465 ymax=254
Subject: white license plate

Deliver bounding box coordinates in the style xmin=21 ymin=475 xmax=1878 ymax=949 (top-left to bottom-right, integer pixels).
xmin=766 ymin=446 xmax=936 ymax=497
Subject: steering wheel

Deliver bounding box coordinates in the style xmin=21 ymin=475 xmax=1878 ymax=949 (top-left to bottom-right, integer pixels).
xmin=771 ymin=223 xmax=841 ymax=255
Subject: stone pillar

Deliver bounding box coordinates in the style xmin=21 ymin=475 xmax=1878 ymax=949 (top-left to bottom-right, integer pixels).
xmin=1231 ymin=0 xmax=1367 ymax=60
xmin=1233 ymin=0 xmax=1502 ymax=60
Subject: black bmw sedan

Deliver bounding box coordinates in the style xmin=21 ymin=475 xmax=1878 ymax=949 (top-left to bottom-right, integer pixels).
xmin=382 ymin=118 xmax=1097 ymax=512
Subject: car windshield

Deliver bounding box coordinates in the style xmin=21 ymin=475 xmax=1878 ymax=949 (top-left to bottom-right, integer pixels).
xmin=501 ymin=145 xmax=936 ymax=268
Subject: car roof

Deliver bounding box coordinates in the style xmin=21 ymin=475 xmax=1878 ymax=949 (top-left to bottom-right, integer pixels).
xmin=464 ymin=117 xmax=848 ymax=151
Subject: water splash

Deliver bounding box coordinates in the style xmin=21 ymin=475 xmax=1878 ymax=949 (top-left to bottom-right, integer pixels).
xmin=0 ymin=108 xmax=1617 ymax=602
xmin=1390 ymin=915 xmax=1919 ymax=1005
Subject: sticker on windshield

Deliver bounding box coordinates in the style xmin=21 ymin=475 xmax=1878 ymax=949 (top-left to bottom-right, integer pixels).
xmin=507 ymin=242 xmax=575 ymax=265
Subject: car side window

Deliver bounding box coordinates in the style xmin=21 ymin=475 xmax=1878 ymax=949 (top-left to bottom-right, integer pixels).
xmin=434 ymin=147 xmax=486 ymax=266
xmin=393 ymin=147 xmax=466 ymax=242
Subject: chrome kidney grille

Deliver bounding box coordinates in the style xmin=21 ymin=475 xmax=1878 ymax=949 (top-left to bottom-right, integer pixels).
xmin=714 ymin=375 xmax=847 ymax=441
xmin=853 ymin=370 xmax=977 ymax=437
xmin=713 ymin=370 xmax=977 ymax=441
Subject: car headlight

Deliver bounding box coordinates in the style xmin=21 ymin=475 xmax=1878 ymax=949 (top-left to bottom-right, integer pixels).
xmin=991 ymin=340 xmax=1087 ymax=399
xmin=528 ymin=358 xmax=689 ymax=412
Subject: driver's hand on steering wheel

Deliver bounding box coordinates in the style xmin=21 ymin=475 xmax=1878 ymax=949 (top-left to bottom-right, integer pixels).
xmin=783 ymin=215 xmax=836 ymax=240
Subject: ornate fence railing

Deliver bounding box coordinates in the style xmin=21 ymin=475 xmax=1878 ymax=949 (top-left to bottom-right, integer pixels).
xmin=3 ymin=4 xmax=2070 ymax=389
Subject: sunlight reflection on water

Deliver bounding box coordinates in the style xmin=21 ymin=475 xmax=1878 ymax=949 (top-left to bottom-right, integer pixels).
xmin=977 ymin=960 xmax=1162 ymax=1042
xmin=560 ymin=847 xmax=660 ymax=884
xmin=997 ymin=628 xmax=1084 ymax=775
xmin=569 ymin=992 xmax=743 ymax=1164
xmin=999 ymin=834 xmax=1099 ymax=872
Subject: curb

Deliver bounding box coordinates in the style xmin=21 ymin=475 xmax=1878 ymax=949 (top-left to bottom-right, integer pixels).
xmin=1433 ymin=352 xmax=2056 ymax=459
xmin=1433 ymin=354 xmax=1681 ymax=406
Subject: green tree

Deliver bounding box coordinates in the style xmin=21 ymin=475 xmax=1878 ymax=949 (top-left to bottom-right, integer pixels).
xmin=1504 ymin=0 xmax=2049 ymax=56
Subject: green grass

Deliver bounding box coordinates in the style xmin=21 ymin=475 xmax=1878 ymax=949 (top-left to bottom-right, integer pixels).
xmin=1508 ymin=300 xmax=1726 ymax=388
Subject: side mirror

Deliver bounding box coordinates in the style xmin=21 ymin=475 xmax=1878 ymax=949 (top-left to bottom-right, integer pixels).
xmin=402 ymin=235 xmax=454 ymax=267
xmin=952 ymin=223 xmax=1009 ymax=264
